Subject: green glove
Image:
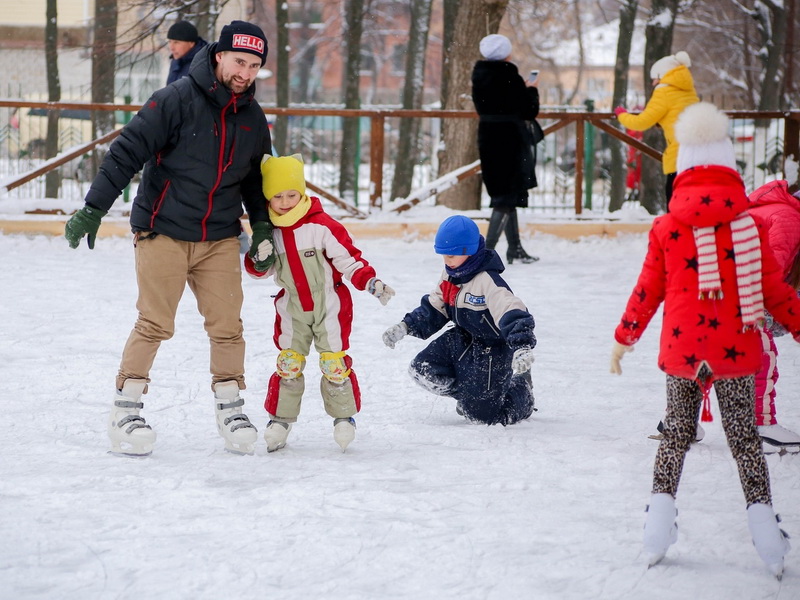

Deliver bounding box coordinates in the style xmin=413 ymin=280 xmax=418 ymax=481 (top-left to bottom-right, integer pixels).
xmin=248 ymin=221 xmax=275 ymax=272
xmin=65 ymin=205 xmax=108 ymax=249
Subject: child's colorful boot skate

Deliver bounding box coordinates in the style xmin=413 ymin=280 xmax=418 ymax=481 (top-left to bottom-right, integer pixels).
xmin=213 ymin=381 xmax=258 ymax=455
xmin=108 ymin=379 xmax=156 ymax=457
xmin=333 ymin=417 xmax=356 ymax=452
xmin=643 ymin=493 xmax=678 ymax=567
xmin=264 ymin=420 xmax=291 ymax=452
xmin=747 ymin=503 xmax=790 ymax=579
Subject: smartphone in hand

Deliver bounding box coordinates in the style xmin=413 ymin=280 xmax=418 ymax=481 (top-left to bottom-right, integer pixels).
xmin=529 ymin=69 xmax=539 ymax=83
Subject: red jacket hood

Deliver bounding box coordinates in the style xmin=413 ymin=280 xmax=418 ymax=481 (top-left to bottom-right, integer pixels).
xmin=669 ymin=165 xmax=748 ymax=228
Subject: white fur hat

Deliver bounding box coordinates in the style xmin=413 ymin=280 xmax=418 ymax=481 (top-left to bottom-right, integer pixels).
xmin=650 ymin=50 xmax=691 ymax=79
xmin=675 ymin=102 xmax=737 ymax=173
xmin=479 ymin=34 xmax=512 ymax=61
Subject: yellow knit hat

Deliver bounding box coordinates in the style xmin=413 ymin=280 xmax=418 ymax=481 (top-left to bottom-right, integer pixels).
xmin=261 ymin=154 xmax=306 ymax=200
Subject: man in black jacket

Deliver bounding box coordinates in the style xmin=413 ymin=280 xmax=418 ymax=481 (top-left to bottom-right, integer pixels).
xmin=65 ymin=21 xmax=274 ymax=457
xmin=166 ymin=21 xmax=208 ymax=85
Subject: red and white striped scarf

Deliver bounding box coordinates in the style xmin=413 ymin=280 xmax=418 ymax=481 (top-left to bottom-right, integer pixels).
xmin=692 ymin=213 xmax=764 ymax=330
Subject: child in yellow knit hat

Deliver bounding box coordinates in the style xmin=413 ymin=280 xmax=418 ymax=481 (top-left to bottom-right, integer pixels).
xmin=246 ymin=154 xmax=395 ymax=452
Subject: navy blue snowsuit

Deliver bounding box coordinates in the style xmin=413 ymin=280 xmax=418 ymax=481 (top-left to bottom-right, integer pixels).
xmin=402 ymin=247 xmax=536 ymax=425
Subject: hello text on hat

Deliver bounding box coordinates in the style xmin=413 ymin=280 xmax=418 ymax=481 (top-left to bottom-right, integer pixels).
xmin=217 ymin=20 xmax=268 ymax=66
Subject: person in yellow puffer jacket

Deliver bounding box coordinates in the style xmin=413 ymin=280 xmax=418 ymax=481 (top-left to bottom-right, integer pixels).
xmin=614 ymin=50 xmax=699 ymax=205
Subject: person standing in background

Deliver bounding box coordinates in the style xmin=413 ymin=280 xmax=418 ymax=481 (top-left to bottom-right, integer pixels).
xmin=472 ymin=33 xmax=540 ymax=265
xmin=614 ymin=51 xmax=698 ymax=205
xmin=166 ymin=21 xmax=208 ymax=85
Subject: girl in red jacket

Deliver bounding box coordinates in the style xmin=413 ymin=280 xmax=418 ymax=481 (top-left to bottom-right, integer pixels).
xmin=610 ymin=103 xmax=800 ymax=578
xmin=747 ymin=180 xmax=800 ymax=453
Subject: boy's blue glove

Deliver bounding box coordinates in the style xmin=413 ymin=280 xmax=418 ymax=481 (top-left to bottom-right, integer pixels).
xmin=65 ymin=205 xmax=108 ymax=249
xmin=511 ymin=347 xmax=535 ymax=374
xmin=248 ymin=221 xmax=275 ymax=272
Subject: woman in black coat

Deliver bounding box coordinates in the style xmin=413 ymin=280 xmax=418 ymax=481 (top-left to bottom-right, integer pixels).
xmin=472 ymin=34 xmax=540 ymax=264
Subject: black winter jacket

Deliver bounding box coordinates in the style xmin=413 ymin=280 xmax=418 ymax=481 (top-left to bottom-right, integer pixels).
xmin=84 ymin=42 xmax=271 ymax=242
xmin=471 ymin=60 xmax=539 ymax=206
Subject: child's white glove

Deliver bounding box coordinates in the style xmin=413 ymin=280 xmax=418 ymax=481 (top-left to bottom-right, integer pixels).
xmin=383 ymin=322 xmax=408 ymax=349
xmin=610 ymin=341 xmax=634 ymax=375
xmin=511 ymin=347 xmax=535 ymax=374
xmin=252 ymin=238 xmax=273 ymax=262
xmin=368 ymin=278 xmax=395 ymax=306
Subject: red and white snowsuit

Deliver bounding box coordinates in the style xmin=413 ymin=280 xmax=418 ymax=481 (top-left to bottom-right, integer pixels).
xmin=747 ymin=180 xmax=800 ymax=426
xmin=245 ymin=196 xmax=378 ymax=422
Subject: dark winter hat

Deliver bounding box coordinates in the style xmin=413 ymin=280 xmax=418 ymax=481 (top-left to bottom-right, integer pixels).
xmin=434 ymin=216 xmax=481 ymax=256
xmin=167 ymin=21 xmax=199 ymax=43
xmin=216 ymin=20 xmax=268 ymax=66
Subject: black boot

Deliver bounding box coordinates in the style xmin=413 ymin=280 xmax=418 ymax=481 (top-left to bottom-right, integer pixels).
xmin=505 ymin=209 xmax=539 ymax=264
xmin=485 ymin=208 xmax=510 ymax=250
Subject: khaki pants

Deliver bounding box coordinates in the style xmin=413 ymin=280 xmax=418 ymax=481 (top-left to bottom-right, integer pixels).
xmin=116 ymin=234 xmax=245 ymax=392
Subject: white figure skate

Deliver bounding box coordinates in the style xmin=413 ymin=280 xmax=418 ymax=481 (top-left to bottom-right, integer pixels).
xmin=747 ymin=503 xmax=790 ymax=580
xmin=643 ymin=493 xmax=678 ymax=567
xmin=758 ymin=424 xmax=800 ymax=455
xmin=264 ymin=420 xmax=291 ymax=452
xmin=213 ymin=381 xmax=258 ymax=455
xmin=108 ymin=379 xmax=156 ymax=457
xmin=333 ymin=417 xmax=356 ymax=452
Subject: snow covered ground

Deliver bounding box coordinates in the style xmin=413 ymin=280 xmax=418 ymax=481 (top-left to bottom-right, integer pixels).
xmin=2 ymin=227 xmax=799 ymax=599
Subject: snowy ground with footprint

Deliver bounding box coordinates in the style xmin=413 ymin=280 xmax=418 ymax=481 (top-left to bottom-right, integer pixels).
xmin=2 ymin=228 xmax=799 ymax=599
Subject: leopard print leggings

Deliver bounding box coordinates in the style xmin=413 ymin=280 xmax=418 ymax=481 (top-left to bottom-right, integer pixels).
xmin=652 ymin=372 xmax=771 ymax=506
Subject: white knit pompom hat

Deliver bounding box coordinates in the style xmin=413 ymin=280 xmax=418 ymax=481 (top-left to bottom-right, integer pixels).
xmin=675 ymin=102 xmax=737 ymax=173
xmin=650 ymin=50 xmax=691 ymax=80
xmin=479 ymin=34 xmax=512 ymax=61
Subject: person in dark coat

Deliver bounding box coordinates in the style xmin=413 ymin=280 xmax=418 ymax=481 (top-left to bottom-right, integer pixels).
xmin=64 ymin=21 xmax=275 ymax=458
xmin=166 ymin=21 xmax=208 ymax=85
xmin=472 ymin=33 xmax=540 ymax=264
xmin=382 ymin=216 xmax=536 ymax=426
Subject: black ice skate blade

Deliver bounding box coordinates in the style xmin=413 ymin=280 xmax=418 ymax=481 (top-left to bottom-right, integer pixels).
xmin=107 ymin=449 xmax=152 ymax=458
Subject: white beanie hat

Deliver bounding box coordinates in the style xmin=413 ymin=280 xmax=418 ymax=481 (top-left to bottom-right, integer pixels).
xmin=479 ymin=34 xmax=512 ymax=61
xmin=675 ymin=102 xmax=737 ymax=173
xmin=650 ymin=50 xmax=691 ymax=79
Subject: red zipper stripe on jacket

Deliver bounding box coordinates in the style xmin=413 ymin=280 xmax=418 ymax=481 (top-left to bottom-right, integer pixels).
xmin=282 ymin=227 xmax=314 ymax=312
xmin=150 ymin=180 xmax=171 ymax=229
xmin=202 ymin=94 xmax=238 ymax=241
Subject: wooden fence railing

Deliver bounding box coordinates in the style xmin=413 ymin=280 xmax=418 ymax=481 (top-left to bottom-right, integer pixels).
xmin=1 ymin=99 xmax=798 ymax=216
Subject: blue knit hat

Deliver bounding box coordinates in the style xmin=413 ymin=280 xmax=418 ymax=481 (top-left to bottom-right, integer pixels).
xmin=434 ymin=216 xmax=481 ymax=255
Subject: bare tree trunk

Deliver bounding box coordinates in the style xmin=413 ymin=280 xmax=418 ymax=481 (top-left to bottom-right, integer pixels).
xmin=607 ymin=0 xmax=638 ymax=213
xmin=295 ymin=0 xmax=318 ymax=103
xmin=193 ymin=0 xmax=217 ymax=43
xmin=390 ymin=0 xmax=433 ymax=202
xmin=437 ymin=0 xmax=507 ymax=211
xmin=90 ymin=0 xmax=118 ymax=177
xmin=440 ymin=0 xmax=458 ymax=107
xmin=45 ymin=0 xmax=62 ymax=198
xmin=339 ymin=0 xmax=365 ymax=205
xmin=273 ymin=0 xmax=290 ymax=155
xmin=640 ymin=0 xmax=679 ymax=215
xmin=753 ymin=0 xmax=787 ymax=112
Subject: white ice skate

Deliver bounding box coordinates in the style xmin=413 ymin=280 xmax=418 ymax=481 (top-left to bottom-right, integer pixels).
xmin=213 ymin=381 xmax=258 ymax=455
xmin=758 ymin=424 xmax=800 ymax=455
xmin=108 ymin=379 xmax=156 ymax=457
xmin=747 ymin=503 xmax=790 ymax=579
xmin=643 ymin=493 xmax=678 ymax=567
xmin=264 ymin=420 xmax=291 ymax=452
xmin=333 ymin=417 xmax=356 ymax=452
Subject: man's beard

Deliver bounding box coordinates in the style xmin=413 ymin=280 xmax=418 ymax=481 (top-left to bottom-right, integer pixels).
xmin=222 ymin=73 xmax=251 ymax=94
